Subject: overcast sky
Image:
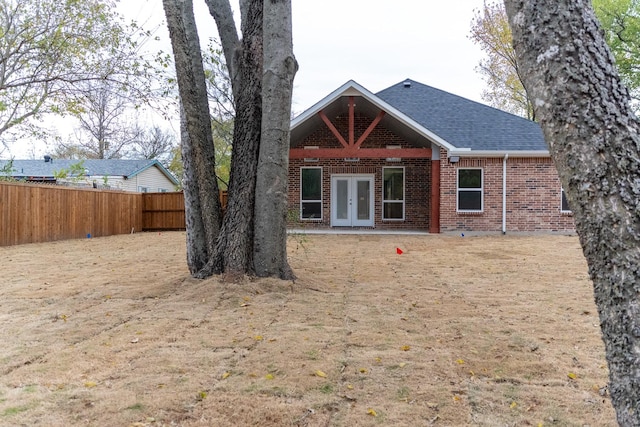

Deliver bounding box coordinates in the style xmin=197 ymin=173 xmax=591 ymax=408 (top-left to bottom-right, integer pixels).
xmin=4 ymin=0 xmax=489 ymax=159
xmin=125 ymin=0 xmax=488 ymax=112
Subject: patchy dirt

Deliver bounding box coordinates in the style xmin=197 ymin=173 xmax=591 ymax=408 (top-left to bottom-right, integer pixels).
xmin=0 ymin=232 xmax=615 ymax=426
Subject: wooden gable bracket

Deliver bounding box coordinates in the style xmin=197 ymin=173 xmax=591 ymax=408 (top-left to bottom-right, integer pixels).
xmin=291 ymin=96 xmax=431 ymax=159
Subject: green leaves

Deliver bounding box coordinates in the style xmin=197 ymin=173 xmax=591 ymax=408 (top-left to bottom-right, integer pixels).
xmin=593 ymin=0 xmax=640 ymax=98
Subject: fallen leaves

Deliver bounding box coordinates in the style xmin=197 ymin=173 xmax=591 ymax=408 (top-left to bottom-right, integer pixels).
xmin=367 ymin=408 xmax=377 ymax=417
xmin=314 ymin=370 xmax=327 ymax=378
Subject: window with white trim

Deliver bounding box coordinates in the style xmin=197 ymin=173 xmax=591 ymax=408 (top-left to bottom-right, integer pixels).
xmin=300 ymin=167 xmax=322 ymax=219
xmin=138 ymin=186 xmax=149 ymax=193
xmin=383 ymin=167 xmax=405 ymax=220
xmin=158 ymin=188 xmax=168 ymax=193
xmin=457 ymin=168 xmax=483 ymax=212
xmin=561 ymin=187 xmax=572 ymax=212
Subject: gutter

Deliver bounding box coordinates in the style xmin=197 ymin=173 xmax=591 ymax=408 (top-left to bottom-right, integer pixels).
xmin=447 ymin=150 xmax=550 ymax=158
xmin=502 ymin=154 xmax=508 ymax=235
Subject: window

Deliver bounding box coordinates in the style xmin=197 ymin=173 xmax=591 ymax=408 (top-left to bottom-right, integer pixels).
xmin=138 ymin=186 xmax=149 ymax=193
xmin=457 ymin=169 xmax=483 ymax=212
xmin=301 ymin=167 xmax=322 ymax=219
xmin=383 ymin=167 xmax=404 ymax=219
xmin=158 ymin=188 xmax=168 ymax=193
xmin=561 ymin=188 xmax=571 ymax=212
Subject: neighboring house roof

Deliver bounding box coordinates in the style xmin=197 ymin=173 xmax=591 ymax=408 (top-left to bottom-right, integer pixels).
xmin=0 ymin=158 xmax=179 ymax=186
xmin=291 ymin=79 xmax=549 ymax=157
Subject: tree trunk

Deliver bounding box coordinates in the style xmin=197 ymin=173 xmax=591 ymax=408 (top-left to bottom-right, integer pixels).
xmin=197 ymin=0 xmax=264 ymax=279
xmin=253 ymin=0 xmax=297 ymax=279
xmin=162 ymin=0 xmax=221 ymax=275
xmin=179 ymin=106 xmax=208 ymax=274
xmin=505 ymin=1 xmax=640 ymax=424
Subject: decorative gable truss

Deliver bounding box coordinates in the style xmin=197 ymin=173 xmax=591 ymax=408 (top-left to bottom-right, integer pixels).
xmin=289 ymin=97 xmax=432 ymax=159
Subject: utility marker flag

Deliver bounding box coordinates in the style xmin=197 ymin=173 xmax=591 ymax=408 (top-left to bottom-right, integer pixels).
xmin=396 ymin=248 xmax=403 ymax=255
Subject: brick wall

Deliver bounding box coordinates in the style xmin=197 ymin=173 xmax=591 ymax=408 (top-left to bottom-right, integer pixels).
xmin=288 ymin=112 xmax=431 ymax=230
xmin=289 ymin=113 xmax=574 ymax=233
xmin=439 ymin=148 xmax=575 ymax=233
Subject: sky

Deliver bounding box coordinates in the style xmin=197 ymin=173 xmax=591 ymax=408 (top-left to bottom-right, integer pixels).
xmin=123 ymin=0 xmax=488 ymax=112
xmin=5 ymin=0 xmax=488 ymax=159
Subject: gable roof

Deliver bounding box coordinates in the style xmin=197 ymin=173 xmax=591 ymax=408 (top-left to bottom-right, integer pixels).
xmin=376 ymin=79 xmax=547 ymax=153
xmin=291 ymin=79 xmax=549 ymax=156
xmin=0 ymin=158 xmax=179 ymax=185
xmin=291 ymin=80 xmax=456 ymax=151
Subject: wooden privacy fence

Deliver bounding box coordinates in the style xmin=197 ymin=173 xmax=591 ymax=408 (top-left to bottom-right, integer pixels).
xmin=0 ymin=182 xmax=229 ymax=246
xmin=0 ymin=181 xmax=142 ymax=247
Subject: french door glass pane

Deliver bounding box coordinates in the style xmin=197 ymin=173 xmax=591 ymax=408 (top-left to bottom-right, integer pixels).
xmin=336 ymin=179 xmax=349 ymax=220
xmin=357 ymin=180 xmax=370 ymax=220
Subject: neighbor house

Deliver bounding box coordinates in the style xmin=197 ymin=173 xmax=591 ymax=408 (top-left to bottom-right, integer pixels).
xmin=0 ymin=158 xmax=179 ymax=192
xmin=288 ymin=79 xmax=574 ymax=233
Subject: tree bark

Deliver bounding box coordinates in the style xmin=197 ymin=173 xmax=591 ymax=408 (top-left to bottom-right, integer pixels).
xmin=179 ymin=105 xmax=208 ymax=274
xmin=505 ymin=1 xmax=640 ymax=424
xmin=253 ymin=0 xmax=297 ymax=279
xmin=197 ymin=0 xmax=264 ymax=279
xmin=162 ymin=0 xmax=221 ymax=274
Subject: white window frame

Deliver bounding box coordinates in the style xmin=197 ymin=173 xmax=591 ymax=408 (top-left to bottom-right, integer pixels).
xmin=300 ymin=167 xmax=322 ymax=220
xmin=382 ymin=166 xmax=405 ymax=220
xmin=138 ymin=186 xmax=149 ymax=193
xmin=158 ymin=188 xmax=168 ymax=193
xmin=457 ymin=168 xmax=484 ymax=213
xmin=561 ymin=187 xmax=572 ymax=213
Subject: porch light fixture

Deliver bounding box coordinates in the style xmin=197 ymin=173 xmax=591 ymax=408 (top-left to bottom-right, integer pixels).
xmin=344 ymin=158 xmax=360 ymax=162
xmin=449 ymin=156 xmax=460 ymax=163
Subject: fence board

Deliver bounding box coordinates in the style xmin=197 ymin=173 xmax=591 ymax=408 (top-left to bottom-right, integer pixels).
xmin=0 ymin=181 xmax=143 ymax=246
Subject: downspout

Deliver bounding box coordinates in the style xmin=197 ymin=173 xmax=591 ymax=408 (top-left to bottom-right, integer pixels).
xmin=502 ymin=153 xmax=508 ymax=234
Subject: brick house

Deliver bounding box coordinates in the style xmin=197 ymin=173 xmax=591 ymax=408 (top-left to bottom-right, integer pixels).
xmin=288 ymin=79 xmax=575 ymax=233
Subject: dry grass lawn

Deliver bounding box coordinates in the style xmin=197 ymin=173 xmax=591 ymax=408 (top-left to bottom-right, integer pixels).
xmin=0 ymin=232 xmax=616 ymax=426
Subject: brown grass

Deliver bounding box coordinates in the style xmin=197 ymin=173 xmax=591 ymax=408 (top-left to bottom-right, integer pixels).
xmin=0 ymin=232 xmax=615 ymax=426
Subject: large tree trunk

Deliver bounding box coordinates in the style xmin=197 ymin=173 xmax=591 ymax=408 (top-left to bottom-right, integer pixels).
xmin=505 ymin=1 xmax=640 ymax=424
xmin=253 ymin=0 xmax=297 ymax=279
xmin=162 ymin=0 xmax=222 ymax=275
xmin=198 ymin=0 xmax=264 ymax=278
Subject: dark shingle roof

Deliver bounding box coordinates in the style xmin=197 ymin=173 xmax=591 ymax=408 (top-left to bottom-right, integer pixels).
xmin=0 ymin=158 xmax=178 ymax=184
xmin=376 ymin=79 xmax=547 ymax=152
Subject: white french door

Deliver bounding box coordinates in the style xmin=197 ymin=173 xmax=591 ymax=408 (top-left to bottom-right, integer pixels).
xmin=331 ymin=175 xmax=374 ymax=227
